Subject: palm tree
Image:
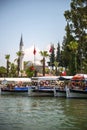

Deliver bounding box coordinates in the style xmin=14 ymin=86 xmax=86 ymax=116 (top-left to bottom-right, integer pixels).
xmin=10 ymin=63 xmax=17 ymax=77
xmin=5 ymin=54 xmax=10 ymax=77
xmin=40 ymin=51 xmax=49 ymax=76
xmin=54 ymin=61 xmax=59 ymax=76
xmin=24 ymin=61 xmax=29 ymax=70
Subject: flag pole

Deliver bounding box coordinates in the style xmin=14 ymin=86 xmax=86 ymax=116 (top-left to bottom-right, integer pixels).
xmin=34 ymin=53 xmax=35 ymax=65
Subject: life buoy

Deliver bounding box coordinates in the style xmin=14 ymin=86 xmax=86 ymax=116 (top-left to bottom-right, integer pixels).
xmin=40 ymin=81 xmax=44 ymax=86
xmin=78 ymin=82 xmax=81 ymax=86
xmin=60 ymin=82 xmax=65 ymax=87
xmin=34 ymin=82 xmax=37 ymax=86
xmin=45 ymin=80 xmax=49 ymax=85
xmin=71 ymin=82 xmax=76 ymax=89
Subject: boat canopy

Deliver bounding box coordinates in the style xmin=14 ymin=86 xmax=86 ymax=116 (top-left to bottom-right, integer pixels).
xmin=72 ymin=74 xmax=87 ymax=81
xmin=31 ymin=76 xmax=59 ymax=81
xmin=0 ymin=78 xmax=31 ymax=84
xmin=59 ymin=76 xmax=73 ymax=80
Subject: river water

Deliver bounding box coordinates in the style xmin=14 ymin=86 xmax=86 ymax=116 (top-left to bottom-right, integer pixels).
xmin=0 ymin=95 xmax=87 ymax=130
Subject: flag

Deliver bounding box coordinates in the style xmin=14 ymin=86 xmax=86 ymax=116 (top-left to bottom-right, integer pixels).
xmin=33 ymin=47 xmax=36 ymax=55
xmin=49 ymin=46 xmax=52 ymax=53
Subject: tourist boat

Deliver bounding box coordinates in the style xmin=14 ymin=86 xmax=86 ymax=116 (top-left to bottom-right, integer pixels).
xmin=28 ymin=76 xmax=59 ymax=97
xmin=54 ymin=76 xmax=72 ymax=97
xmin=66 ymin=74 xmax=87 ymax=98
xmin=0 ymin=87 xmax=29 ymax=95
xmin=0 ymin=78 xmax=31 ymax=95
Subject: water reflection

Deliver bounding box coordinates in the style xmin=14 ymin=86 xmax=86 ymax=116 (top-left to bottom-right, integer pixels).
xmin=0 ymin=96 xmax=87 ymax=130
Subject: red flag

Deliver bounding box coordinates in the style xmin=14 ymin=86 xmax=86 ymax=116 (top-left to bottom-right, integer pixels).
xmin=33 ymin=47 xmax=36 ymax=55
xmin=49 ymin=46 xmax=52 ymax=53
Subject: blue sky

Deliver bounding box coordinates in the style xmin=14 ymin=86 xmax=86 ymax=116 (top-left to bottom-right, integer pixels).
xmin=0 ymin=0 xmax=71 ymax=67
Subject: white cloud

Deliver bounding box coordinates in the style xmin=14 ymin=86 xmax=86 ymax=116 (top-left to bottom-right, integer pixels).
xmin=24 ymin=45 xmax=42 ymax=65
xmin=24 ymin=44 xmax=51 ymax=65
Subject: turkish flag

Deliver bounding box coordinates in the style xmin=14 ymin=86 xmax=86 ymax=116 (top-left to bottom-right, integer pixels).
xmin=49 ymin=46 xmax=52 ymax=53
xmin=33 ymin=47 xmax=36 ymax=55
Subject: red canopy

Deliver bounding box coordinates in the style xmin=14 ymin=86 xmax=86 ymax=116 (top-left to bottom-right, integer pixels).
xmin=72 ymin=74 xmax=87 ymax=80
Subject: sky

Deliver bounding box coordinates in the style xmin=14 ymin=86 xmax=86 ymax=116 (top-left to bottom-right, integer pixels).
xmin=0 ymin=0 xmax=71 ymax=67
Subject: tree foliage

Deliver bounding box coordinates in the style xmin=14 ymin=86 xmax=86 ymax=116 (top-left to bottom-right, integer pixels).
xmin=49 ymin=44 xmax=55 ymax=69
xmin=56 ymin=42 xmax=61 ymax=65
xmin=0 ymin=66 xmax=7 ymax=77
xmin=25 ymin=65 xmax=35 ymax=77
xmin=5 ymin=54 xmax=10 ymax=77
xmin=62 ymin=0 xmax=87 ymax=74
xmin=40 ymin=51 xmax=49 ymax=76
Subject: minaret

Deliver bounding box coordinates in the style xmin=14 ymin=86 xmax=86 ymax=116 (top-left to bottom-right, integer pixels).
xmin=19 ymin=34 xmax=24 ymax=76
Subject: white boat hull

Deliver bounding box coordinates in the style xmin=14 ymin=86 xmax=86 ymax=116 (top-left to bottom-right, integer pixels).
xmin=66 ymin=88 xmax=87 ymax=98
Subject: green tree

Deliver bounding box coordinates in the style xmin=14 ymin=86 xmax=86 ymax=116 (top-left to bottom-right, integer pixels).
xmin=5 ymin=54 xmax=10 ymax=77
xmin=0 ymin=66 xmax=7 ymax=77
xmin=67 ymin=41 xmax=78 ymax=74
xmin=56 ymin=42 xmax=61 ymax=66
xmin=24 ymin=61 xmax=29 ymax=70
xmin=26 ymin=65 xmax=35 ymax=77
xmin=40 ymin=51 xmax=49 ymax=76
xmin=49 ymin=44 xmax=55 ymax=70
xmin=16 ymin=51 xmax=22 ymax=76
xmin=64 ymin=0 xmax=87 ymax=73
xmin=62 ymin=23 xmax=75 ymax=70
xmin=54 ymin=61 xmax=59 ymax=76
xmin=9 ymin=63 xmax=17 ymax=77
